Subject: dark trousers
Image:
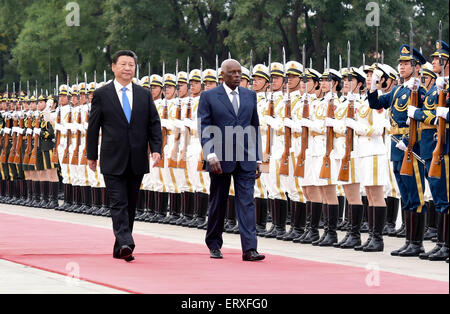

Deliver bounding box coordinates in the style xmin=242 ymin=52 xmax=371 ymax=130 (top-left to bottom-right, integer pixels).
xmin=393 ymin=160 xmax=428 ymax=213
xmin=206 ymin=162 xmax=257 ymax=252
xmin=103 ymin=160 xmax=144 ymax=258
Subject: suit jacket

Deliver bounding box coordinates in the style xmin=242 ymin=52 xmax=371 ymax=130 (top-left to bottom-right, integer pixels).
xmin=197 ymin=84 xmax=262 ymax=173
xmin=86 ymin=81 xmax=162 ymax=176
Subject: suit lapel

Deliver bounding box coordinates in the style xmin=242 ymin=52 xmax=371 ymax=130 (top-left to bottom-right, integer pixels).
xmin=106 ymin=82 xmax=128 ymax=124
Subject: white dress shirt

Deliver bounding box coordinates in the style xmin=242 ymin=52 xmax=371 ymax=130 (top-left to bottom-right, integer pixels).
xmin=223 ymin=82 xmax=240 ymax=111
xmin=113 ymin=79 xmax=133 ymax=110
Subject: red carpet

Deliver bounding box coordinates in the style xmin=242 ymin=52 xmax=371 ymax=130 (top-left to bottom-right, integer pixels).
xmin=0 ymin=212 xmax=448 ymax=294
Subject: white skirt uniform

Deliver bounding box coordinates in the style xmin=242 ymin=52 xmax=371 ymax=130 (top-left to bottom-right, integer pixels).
xmin=352 ymin=100 xmax=389 ymax=187
xmin=307 ymin=96 xmax=340 ymax=186
xmin=264 ymin=92 xmax=287 ymax=200
xmin=254 ymin=93 xmax=269 ymax=199
xmin=281 ymin=92 xmax=305 ymax=202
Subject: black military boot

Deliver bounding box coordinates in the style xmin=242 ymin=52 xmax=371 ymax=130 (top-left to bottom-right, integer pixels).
xmin=260 ymin=199 xmax=275 ymax=237
xmin=224 ymin=196 xmax=237 ymax=233
xmin=336 ymin=196 xmax=346 ymax=230
xmin=424 ymin=201 xmax=438 ymax=241
xmin=46 ymin=182 xmax=60 ymax=210
xmin=57 ymin=184 xmax=72 ymax=211
xmin=364 ymin=206 xmax=387 ymax=252
xmin=420 ymin=212 xmax=445 ymax=260
xmin=135 ymin=190 xmax=147 ymax=221
xmin=79 ymin=186 xmax=92 ymax=214
xmin=86 ymin=187 xmax=101 ymax=215
xmin=294 ymin=201 xmax=312 ymax=243
xmin=30 ymin=181 xmax=41 ymax=208
xmin=395 ymin=200 xmax=407 ymax=238
xmin=360 ymin=196 xmax=369 ymax=233
xmin=429 ymin=213 xmax=449 ymax=261
xmin=335 ymin=202 xmax=353 ymax=248
xmin=16 ymin=179 xmax=27 ymax=206
xmin=282 ymin=201 xmax=306 ymax=241
xmin=167 ymin=193 xmax=182 ymax=225
xmin=177 ymin=192 xmax=195 ymax=226
xmin=37 ymin=181 xmax=50 ymax=208
xmin=355 ymin=205 xmax=374 ymax=251
xmin=196 ymin=192 xmax=209 ymax=230
xmin=384 ymin=197 xmax=399 ymax=235
xmin=313 ymin=203 xmax=329 ymax=246
xmin=153 ymin=192 xmax=169 ymax=223
xmin=264 ymin=199 xmax=287 ymax=238
xmin=340 ymin=204 xmax=364 ymax=249
xmin=300 ymin=202 xmax=322 ymax=244
xmin=391 ymin=210 xmax=412 ymax=256
xmin=23 ymin=180 xmax=33 ymax=207
xmin=187 ymin=192 xmax=201 ymax=227
xmin=318 ymin=204 xmax=339 ymax=247
xmin=143 ymin=191 xmax=156 ymax=222
xmin=67 ymin=186 xmax=81 ymax=212
xmin=398 ymin=211 xmax=426 ymax=257
xmin=0 ymin=180 xmax=5 ymax=203
xmin=255 ymin=197 xmax=268 ymax=235
xmin=97 ymin=188 xmax=111 ymax=216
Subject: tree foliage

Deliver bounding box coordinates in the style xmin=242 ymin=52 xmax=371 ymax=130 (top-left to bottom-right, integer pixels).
xmin=0 ymin=0 xmax=448 ymax=89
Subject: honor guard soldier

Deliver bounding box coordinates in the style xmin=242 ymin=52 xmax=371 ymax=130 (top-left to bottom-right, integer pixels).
xmin=55 ymin=84 xmax=73 ymax=211
xmin=184 ymin=69 xmax=210 ymax=229
xmin=368 ymin=44 xmax=429 ymax=257
xmin=410 ymin=40 xmax=449 ymax=261
xmin=251 ymin=64 xmax=271 ymax=235
xmin=0 ymin=93 xmax=7 ymax=202
xmin=279 ymin=60 xmax=307 ymax=241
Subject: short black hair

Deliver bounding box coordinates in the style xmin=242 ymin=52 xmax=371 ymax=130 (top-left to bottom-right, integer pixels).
xmin=112 ymin=50 xmax=138 ymax=65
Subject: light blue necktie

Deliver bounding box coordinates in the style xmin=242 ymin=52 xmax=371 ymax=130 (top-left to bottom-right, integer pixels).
xmin=231 ymin=90 xmax=239 ymax=115
xmin=121 ymin=87 xmax=132 ymax=123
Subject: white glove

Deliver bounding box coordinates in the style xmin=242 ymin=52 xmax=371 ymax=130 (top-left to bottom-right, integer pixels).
xmin=160 ymin=119 xmax=173 ymax=130
xmin=283 ymin=118 xmax=295 ymax=129
xmin=347 ymin=93 xmax=356 ymax=102
xmin=396 ymin=140 xmax=408 ymax=152
xmin=436 ymin=76 xmax=449 ymax=92
xmin=12 ymin=127 xmax=19 ymax=134
xmin=324 ymin=92 xmax=333 ymax=104
xmin=299 ymin=118 xmax=313 ymax=128
xmin=3 ymin=127 xmax=11 ymax=134
xmin=345 ymin=118 xmax=358 ymax=130
xmin=407 ymin=106 xmax=417 ymax=119
xmin=383 ymin=119 xmax=392 ymax=132
xmin=371 ymin=72 xmax=380 ymax=91
xmin=17 ymin=128 xmax=24 ymax=134
xmin=173 ymin=119 xmax=185 ymax=130
xmin=265 ymin=116 xmax=277 ymax=128
xmin=33 ymin=128 xmax=41 ymax=136
xmin=436 ymin=107 xmax=449 ymax=120
xmin=26 ymin=129 xmax=33 ymax=135
xmin=325 ymin=117 xmax=337 ymax=128
xmin=406 ymin=118 xmax=410 ymax=126
xmin=184 ymin=119 xmax=197 ymax=130
xmin=405 ymin=78 xmax=421 ymax=90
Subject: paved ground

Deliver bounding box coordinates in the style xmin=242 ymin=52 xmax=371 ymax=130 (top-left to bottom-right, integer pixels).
xmin=0 ymin=203 xmax=448 ymax=294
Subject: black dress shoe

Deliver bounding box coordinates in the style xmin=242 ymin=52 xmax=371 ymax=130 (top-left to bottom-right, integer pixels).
xmin=242 ymin=250 xmax=265 ymax=261
xmin=210 ymin=249 xmax=223 ymax=259
xmin=124 ymin=255 xmax=135 ymax=262
xmin=119 ymin=245 xmax=133 ymax=260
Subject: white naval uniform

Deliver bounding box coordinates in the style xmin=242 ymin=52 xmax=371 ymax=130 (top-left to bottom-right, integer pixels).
xmin=264 ymin=91 xmax=287 ymax=200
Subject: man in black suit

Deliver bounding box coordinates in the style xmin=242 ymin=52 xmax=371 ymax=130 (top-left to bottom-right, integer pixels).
xmin=87 ymin=50 xmax=162 ymax=262
xmin=198 ymin=59 xmax=265 ymax=261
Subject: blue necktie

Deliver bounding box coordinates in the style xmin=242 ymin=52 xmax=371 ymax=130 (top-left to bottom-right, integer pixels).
xmin=122 ymin=87 xmax=132 ymax=123
xmin=231 ymin=90 xmax=239 ymax=115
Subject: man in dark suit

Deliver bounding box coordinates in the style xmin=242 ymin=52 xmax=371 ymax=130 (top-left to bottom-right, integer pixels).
xmin=198 ymin=59 xmax=265 ymax=261
xmin=87 ymin=50 xmax=162 ymax=262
